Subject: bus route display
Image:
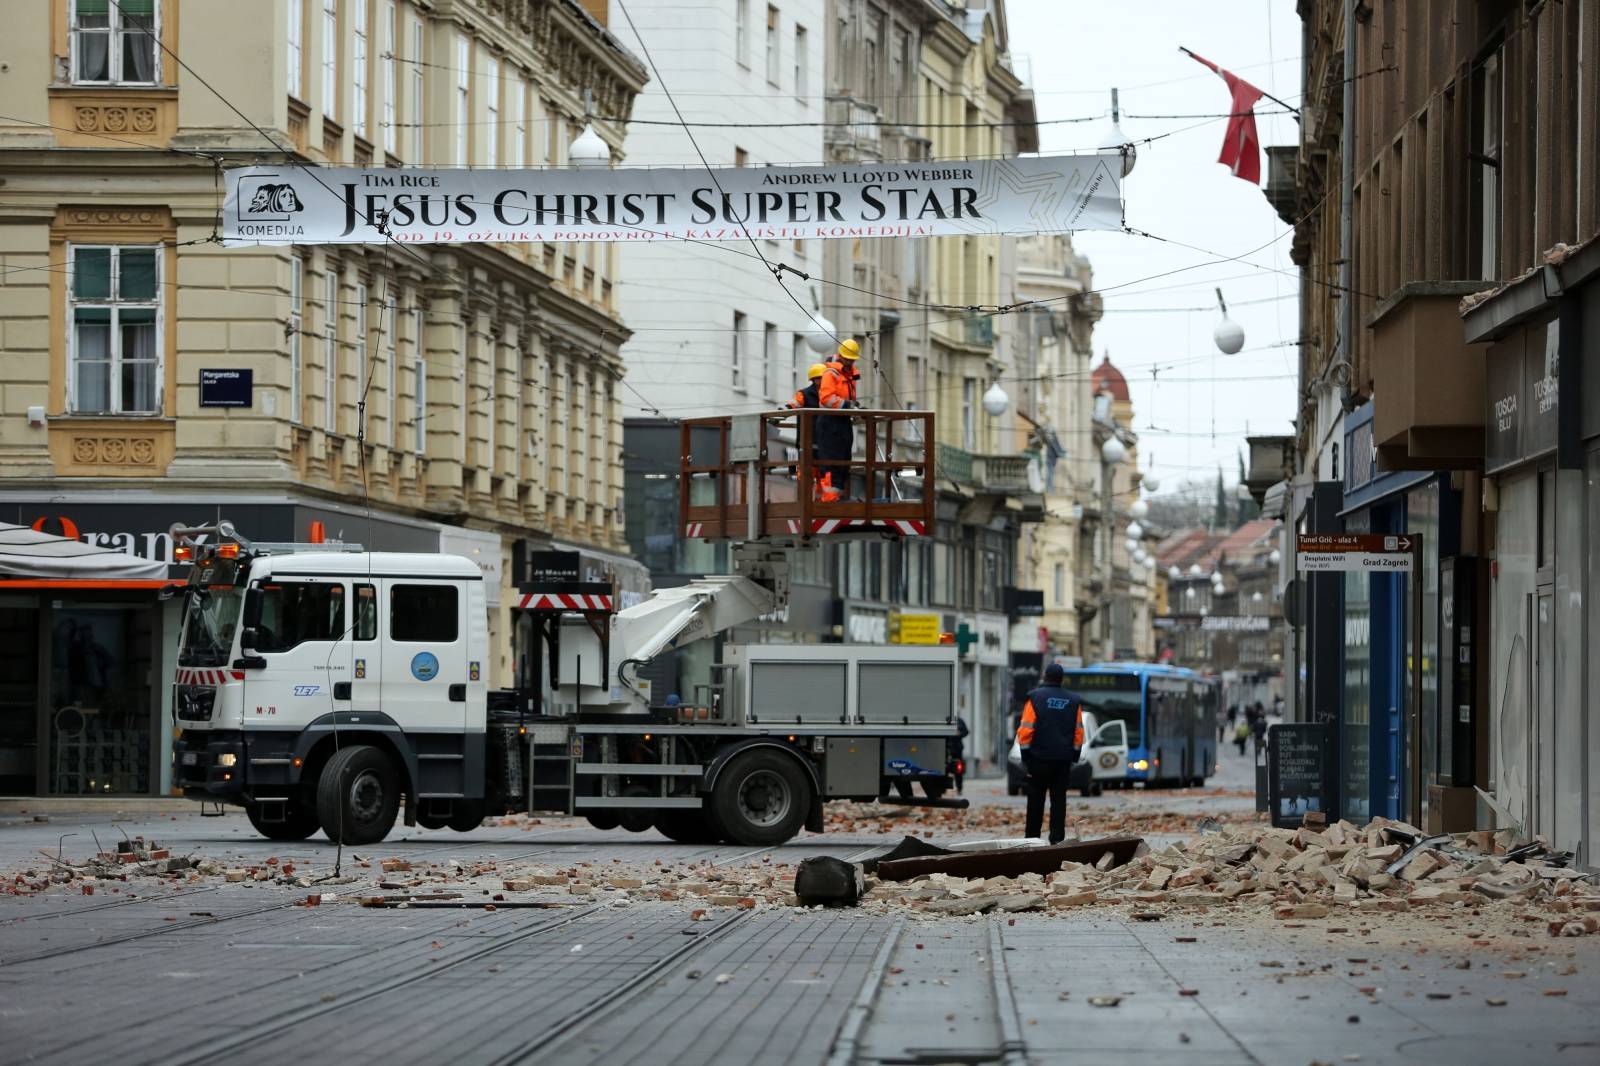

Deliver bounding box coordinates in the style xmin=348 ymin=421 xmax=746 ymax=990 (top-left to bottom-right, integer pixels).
xmin=1267 ymin=723 xmax=1330 ymax=828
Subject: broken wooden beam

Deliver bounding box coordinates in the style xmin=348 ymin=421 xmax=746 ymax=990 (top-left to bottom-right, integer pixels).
xmin=875 ymin=835 xmax=1146 ymax=882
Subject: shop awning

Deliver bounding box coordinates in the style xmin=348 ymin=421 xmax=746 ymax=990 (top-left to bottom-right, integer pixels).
xmin=0 ymin=522 xmax=169 ymax=581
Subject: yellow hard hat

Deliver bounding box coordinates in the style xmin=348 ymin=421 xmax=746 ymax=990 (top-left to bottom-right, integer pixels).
xmin=807 ymin=363 xmax=827 ymax=380
xmin=837 ymin=338 xmax=861 ymax=361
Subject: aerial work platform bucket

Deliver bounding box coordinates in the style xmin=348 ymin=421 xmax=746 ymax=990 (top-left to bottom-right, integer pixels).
xmin=679 ymin=410 xmax=934 ymax=541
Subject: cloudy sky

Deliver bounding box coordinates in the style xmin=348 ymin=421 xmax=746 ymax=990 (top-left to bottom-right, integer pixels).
xmin=1008 ymin=0 xmax=1302 ymax=497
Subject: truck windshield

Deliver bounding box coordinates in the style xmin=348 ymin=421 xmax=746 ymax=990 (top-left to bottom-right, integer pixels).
xmin=178 ymin=588 xmax=243 ymax=667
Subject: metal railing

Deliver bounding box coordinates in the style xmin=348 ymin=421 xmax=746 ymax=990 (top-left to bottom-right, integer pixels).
xmin=680 ymin=410 xmax=935 ymax=541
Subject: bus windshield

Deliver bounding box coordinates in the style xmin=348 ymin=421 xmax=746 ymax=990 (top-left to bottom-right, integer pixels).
xmin=1063 ymin=671 xmax=1144 ymax=747
xmin=178 ymin=588 xmax=243 ymax=667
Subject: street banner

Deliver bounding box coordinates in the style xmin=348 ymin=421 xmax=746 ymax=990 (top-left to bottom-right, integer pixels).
xmin=1295 ymin=533 xmax=1416 ymax=573
xmin=222 ymin=155 xmax=1125 ymax=246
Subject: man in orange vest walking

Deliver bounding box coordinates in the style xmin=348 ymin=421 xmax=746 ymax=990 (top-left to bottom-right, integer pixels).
xmin=1016 ymin=662 xmax=1086 ymax=844
xmin=815 ymin=338 xmax=861 ymax=502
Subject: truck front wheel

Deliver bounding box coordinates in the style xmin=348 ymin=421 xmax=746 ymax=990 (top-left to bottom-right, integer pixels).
xmin=710 ymin=750 xmax=809 ymax=847
xmin=316 ymin=744 xmax=400 ymax=846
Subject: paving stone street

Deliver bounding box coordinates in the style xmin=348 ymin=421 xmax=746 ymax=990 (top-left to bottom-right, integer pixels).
xmin=2 ymin=747 xmax=1596 ymax=1065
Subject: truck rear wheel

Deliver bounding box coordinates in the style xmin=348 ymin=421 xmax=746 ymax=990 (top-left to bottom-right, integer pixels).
xmin=246 ymin=800 xmax=320 ymax=841
xmin=710 ymin=750 xmax=809 ymax=847
xmin=316 ymin=744 xmax=400 ymax=846
xmin=584 ymin=812 xmax=622 ymax=831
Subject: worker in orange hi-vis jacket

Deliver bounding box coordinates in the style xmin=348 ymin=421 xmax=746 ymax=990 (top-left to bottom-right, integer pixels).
xmin=786 ymin=363 xmax=826 ymax=411
xmin=1016 ymin=662 xmax=1085 ymax=844
xmin=815 ymin=338 xmax=861 ymax=501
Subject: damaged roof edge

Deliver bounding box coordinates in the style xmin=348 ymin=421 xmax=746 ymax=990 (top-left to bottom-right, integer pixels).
xmin=1461 ymin=231 xmax=1600 ymax=343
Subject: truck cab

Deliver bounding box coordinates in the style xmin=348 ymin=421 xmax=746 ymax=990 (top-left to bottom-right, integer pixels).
xmin=173 ymin=536 xmax=492 ymax=843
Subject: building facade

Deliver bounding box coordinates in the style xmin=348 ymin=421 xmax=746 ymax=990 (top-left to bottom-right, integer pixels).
xmin=0 ymin=0 xmax=647 ymax=796
xmin=1273 ymin=0 xmax=1599 ymax=856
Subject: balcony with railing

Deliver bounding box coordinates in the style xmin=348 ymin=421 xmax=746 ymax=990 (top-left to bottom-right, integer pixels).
xmin=825 ymin=96 xmax=881 ymax=159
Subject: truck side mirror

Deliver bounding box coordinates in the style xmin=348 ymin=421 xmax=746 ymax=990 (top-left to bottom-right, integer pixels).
xmin=240 ymin=627 xmax=260 ymax=653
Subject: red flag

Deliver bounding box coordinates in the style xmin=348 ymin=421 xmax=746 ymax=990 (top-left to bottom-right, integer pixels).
xmin=1185 ymin=50 xmax=1265 ymax=184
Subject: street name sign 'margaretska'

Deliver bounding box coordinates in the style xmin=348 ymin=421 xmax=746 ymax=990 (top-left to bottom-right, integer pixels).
xmin=1295 ymin=533 xmax=1416 ymax=573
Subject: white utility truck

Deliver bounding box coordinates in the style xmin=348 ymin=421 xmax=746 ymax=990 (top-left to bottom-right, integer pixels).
xmin=170 ymin=526 xmax=959 ymax=846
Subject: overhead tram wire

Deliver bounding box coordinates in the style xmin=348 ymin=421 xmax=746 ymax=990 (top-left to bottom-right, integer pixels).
xmin=383 ymin=107 xmax=1293 ymax=131
xmin=613 ymin=0 xmax=838 ymax=349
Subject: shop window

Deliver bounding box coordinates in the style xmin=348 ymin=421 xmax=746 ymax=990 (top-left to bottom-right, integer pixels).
xmin=68 ymin=244 xmax=161 ymax=414
xmin=72 ymin=0 xmax=159 ymax=85
xmin=255 ymin=581 xmax=346 ymax=653
xmin=50 ymin=605 xmax=153 ymax=795
xmin=391 ymin=584 xmax=458 ymax=642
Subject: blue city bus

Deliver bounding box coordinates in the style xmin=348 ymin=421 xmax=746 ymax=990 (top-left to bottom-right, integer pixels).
xmin=1064 ymin=663 xmax=1220 ymax=788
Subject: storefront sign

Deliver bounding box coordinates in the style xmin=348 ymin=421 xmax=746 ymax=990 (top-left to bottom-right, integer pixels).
xmin=199 ymin=369 xmax=252 ymax=407
xmin=517 ymin=548 xmax=582 ymax=585
xmin=889 ymin=611 xmax=942 ymax=645
xmin=1485 ymin=317 xmax=1561 ymax=473
xmin=1003 ymin=587 xmax=1044 ymax=617
xmin=1 ymin=501 xmax=441 ymax=576
xmin=976 ymin=614 xmax=1009 ymax=666
xmin=1295 ymin=533 xmax=1415 ymax=573
xmin=1200 ymin=615 xmax=1272 ymax=632
xmin=223 ymin=156 xmax=1126 ymax=246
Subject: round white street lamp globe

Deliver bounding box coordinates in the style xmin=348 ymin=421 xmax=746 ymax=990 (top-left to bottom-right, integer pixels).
xmin=569 ymin=123 xmax=611 ymax=168
xmin=1129 ymin=498 xmax=1149 ymax=519
xmin=1124 ymin=539 xmax=1139 ymax=557
xmin=1126 ymin=520 xmax=1144 ymax=540
xmin=1199 ymin=606 xmax=1209 ymax=617
xmin=982 ymin=381 xmax=1010 ymax=418
xmin=1168 ymin=565 xmax=1182 ymax=581
xmin=1142 ymin=473 xmax=1161 ymax=492
xmin=1252 ymin=590 xmax=1264 ymax=603
xmin=1268 ymin=548 xmax=1282 ymax=565
xmin=1185 ymin=586 xmax=1197 ymax=600
xmin=1188 ymin=563 xmax=1203 ymax=577
xmin=1214 ymin=315 xmax=1245 ymax=355
xmin=1101 ymin=437 xmax=1127 ymax=464
xmin=804 ymin=314 xmax=839 ymax=354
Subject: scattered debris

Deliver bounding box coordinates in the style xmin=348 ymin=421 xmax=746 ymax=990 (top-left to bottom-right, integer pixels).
xmin=794 ymin=856 xmax=864 ymax=908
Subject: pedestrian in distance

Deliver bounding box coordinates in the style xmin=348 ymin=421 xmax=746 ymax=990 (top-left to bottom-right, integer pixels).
xmin=1233 ymin=717 xmax=1250 ymax=756
xmin=815 ymin=338 xmax=862 ymax=502
xmin=1250 ymin=702 xmax=1268 ymax=757
xmin=1017 ymin=662 xmax=1086 ymax=845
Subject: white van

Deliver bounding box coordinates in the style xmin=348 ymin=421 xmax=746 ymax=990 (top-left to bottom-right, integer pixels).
xmin=1006 ymin=709 xmax=1125 ymax=797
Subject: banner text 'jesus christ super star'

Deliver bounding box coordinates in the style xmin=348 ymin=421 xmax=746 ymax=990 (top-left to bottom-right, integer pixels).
xmin=223 ymin=154 xmax=1125 ymax=246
